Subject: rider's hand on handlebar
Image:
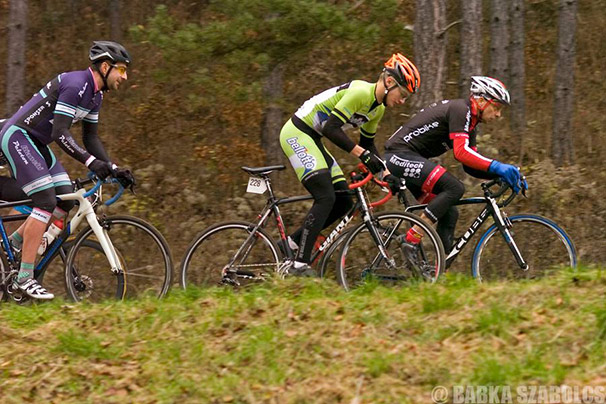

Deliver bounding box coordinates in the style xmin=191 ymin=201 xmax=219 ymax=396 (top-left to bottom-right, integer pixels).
xmin=383 ymin=174 xmax=403 ymax=195
xmin=113 ymin=167 xmax=136 ymax=192
xmin=359 ymin=149 xmax=386 ymax=174
xmin=88 ymin=159 xmax=113 ymax=180
xmin=488 ymin=160 xmax=523 ymax=194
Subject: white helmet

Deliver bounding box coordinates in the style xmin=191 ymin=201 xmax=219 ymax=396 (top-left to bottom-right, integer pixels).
xmin=470 ymin=76 xmax=510 ymax=105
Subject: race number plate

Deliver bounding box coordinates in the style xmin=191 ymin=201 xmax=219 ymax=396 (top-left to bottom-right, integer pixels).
xmin=246 ymin=176 xmax=267 ymax=194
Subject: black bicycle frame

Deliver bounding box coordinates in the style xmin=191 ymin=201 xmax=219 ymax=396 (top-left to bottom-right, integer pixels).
xmin=242 ymin=170 xmax=378 ymax=265
xmin=269 ymin=190 xmax=365 ymax=262
xmin=406 ymin=194 xmax=528 ymax=269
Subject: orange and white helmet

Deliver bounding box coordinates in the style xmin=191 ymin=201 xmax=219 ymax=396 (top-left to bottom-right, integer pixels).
xmin=470 ymin=76 xmax=510 ymax=105
xmin=384 ymin=53 xmax=421 ymax=94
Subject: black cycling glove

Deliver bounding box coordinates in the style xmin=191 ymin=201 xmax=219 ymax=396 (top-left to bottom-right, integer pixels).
xmin=88 ymin=159 xmax=113 ymax=180
xmin=113 ymin=167 xmax=136 ymax=190
xmin=359 ymin=150 xmax=386 ymax=174
xmin=383 ymin=174 xmax=403 ymax=195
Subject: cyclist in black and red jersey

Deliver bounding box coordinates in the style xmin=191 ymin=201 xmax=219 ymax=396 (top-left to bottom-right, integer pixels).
xmin=382 ymin=76 xmax=527 ymax=258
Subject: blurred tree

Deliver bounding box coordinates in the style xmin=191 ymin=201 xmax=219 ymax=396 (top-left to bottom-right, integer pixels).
xmin=412 ymin=0 xmax=447 ymax=109
xmin=489 ymin=0 xmax=509 ymax=81
xmin=6 ymin=0 xmax=28 ymax=115
xmin=552 ymin=0 xmax=578 ymax=166
xmin=110 ymin=0 xmax=123 ymax=42
xmin=509 ymin=0 xmax=526 ymax=159
xmin=459 ymin=0 xmax=482 ymax=98
xmin=261 ymin=63 xmax=285 ymax=166
xmin=133 ymin=1 xmax=382 ymax=164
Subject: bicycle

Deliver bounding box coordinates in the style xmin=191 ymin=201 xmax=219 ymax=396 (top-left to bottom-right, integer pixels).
xmin=404 ymin=178 xmax=577 ymax=281
xmin=0 ymin=175 xmax=173 ymax=303
xmin=179 ymin=165 xmax=445 ymax=290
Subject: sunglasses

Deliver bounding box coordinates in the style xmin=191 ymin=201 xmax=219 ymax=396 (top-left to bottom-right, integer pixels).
xmin=109 ymin=64 xmax=128 ymax=75
xmin=488 ymin=99 xmax=506 ymax=111
xmin=394 ymin=81 xmax=411 ymax=99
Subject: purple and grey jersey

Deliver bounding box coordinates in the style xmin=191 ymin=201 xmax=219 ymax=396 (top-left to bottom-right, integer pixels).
xmin=8 ymin=68 xmax=101 ymax=149
xmin=0 ymin=68 xmax=109 ymax=196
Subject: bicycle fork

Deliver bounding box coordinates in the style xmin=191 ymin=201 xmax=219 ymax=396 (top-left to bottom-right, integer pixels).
xmin=490 ymin=199 xmax=529 ymax=271
xmin=357 ymin=188 xmax=397 ymax=270
xmin=81 ymin=212 xmax=127 ymax=299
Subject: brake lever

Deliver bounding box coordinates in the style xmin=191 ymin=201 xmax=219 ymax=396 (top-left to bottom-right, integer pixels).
xmin=520 ymin=174 xmax=528 ymax=198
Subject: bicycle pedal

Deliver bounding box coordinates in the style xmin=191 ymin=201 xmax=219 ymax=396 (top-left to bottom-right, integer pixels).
xmin=220 ymin=276 xmax=240 ymax=286
xmin=5 ymin=282 xmax=27 ymax=302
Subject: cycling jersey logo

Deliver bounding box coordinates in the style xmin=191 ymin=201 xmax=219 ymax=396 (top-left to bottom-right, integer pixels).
xmin=348 ymin=113 xmax=370 ymax=128
xmin=23 ymin=104 xmax=47 ymax=126
xmin=287 ymin=137 xmax=316 ymax=176
xmin=388 ymin=155 xmax=423 ymax=178
xmin=402 ymin=121 xmax=439 ymax=142
xmin=73 ymin=109 xmax=90 ymax=123
xmin=78 ymin=82 xmax=88 ymax=98
xmin=12 ymin=140 xmax=44 ymax=171
xmin=12 ymin=141 xmax=29 ymax=166
xmin=464 ymin=109 xmax=471 ymax=132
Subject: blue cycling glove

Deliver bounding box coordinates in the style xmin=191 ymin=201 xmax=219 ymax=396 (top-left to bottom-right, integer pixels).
xmin=488 ymin=160 xmax=522 ymax=193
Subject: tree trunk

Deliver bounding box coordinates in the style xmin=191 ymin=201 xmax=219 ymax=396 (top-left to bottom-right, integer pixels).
xmin=489 ymin=0 xmax=509 ymax=81
xmin=412 ymin=0 xmax=447 ymax=110
xmin=552 ymin=0 xmax=578 ymax=166
xmin=260 ymin=64 xmax=285 ymax=166
xmin=459 ymin=0 xmax=483 ymax=98
xmin=6 ymin=0 xmax=28 ymax=115
xmin=109 ymin=0 xmax=122 ymax=42
xmin=509 ymin=0 xmax=526 ymax=160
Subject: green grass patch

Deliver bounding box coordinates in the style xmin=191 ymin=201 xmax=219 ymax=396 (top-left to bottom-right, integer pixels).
xmin=1 ymin=269 xmax=605 ymax=403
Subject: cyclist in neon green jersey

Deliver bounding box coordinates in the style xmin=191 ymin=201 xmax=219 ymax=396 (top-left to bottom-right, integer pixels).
xmin=280 ymin=53 xmax=421 ymax=276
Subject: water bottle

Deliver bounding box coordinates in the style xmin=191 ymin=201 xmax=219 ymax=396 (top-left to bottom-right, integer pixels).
xmin=38 ymin=219 xmax=64 ymax=255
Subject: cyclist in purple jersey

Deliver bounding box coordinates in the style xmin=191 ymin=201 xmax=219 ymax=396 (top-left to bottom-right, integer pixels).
xmin=0 ymin=41 xmax=135 ymax=299
xmin=382 ymin=76 xmax=527 ymax=258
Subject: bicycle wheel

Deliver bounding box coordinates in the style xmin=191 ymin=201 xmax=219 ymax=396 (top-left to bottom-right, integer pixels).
xmin=65 ymin=215 xmax=173 ymax=301
xmin=317 ymin=229 xmax=352 ymax=281
xmin=180 ymin=221 xmax=281 ymax=289
xmin=337 ymin=212 xmax=445 ymax=291
xmin=471 ymin=214 xmax=577 ymax=281
xmin=36 ymin=239 xmax=102 ymax=300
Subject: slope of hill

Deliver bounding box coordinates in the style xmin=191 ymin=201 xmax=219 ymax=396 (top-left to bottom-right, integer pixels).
xmin=1 ymin=268 xmax=604 ymax=403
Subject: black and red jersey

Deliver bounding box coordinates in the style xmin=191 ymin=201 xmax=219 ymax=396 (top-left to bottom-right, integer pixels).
xmin=385 ymin=98 xmax=493 ymax=171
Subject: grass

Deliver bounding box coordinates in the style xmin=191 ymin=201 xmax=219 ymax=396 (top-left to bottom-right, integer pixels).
xmin=0 ymin=267 xmax=605 ymax=403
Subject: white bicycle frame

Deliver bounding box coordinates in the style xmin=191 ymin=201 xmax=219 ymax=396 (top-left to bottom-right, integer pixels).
xmin=54 ymin=183 xmax=124 ymax=275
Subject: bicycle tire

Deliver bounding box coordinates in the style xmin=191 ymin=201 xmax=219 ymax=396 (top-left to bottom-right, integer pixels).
xmin=179 ymin=221 xmax=281 ymax=289
xmin=317 ymin=229 xmax=352 ymax=280
xmin=35 ymin=239 xmax=105 ymax=300
xmin=471 ymin=214 xmax=577 ymax=281
xmin=64 ymin=215 xmax=173 ymax=301
xmin=336 ymin=211 xmax=446 ymax=291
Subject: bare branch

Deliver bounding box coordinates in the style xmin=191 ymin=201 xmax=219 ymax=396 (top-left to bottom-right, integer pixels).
xmin=437 ymin=19 xmax=461 ymax=38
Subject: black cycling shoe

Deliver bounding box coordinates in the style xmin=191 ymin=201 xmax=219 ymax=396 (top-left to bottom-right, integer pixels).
xmin=399 ymin=240 xmax=422 ymax=270
xmin=397 ymin=237 xmax=435 ymax=280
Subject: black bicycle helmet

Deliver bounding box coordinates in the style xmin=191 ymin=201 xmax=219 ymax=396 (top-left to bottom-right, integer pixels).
xmin=89 ymin=41 xmax=131 ymax=65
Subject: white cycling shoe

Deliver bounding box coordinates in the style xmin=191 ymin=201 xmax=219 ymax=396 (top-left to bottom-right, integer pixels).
xmin=13 ymin=279 xmax=55 ymax=300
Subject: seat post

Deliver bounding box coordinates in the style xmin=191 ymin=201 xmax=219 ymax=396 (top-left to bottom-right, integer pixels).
xmin=264 ymin=175 xmax=277 ymax=200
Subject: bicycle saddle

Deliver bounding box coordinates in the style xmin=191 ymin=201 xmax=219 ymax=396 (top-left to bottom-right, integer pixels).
xmin=241 ymin=165 xmax=286 ymax=175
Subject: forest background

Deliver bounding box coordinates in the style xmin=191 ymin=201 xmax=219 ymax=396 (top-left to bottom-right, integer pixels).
xmin=0 ymin=0 xmax=602 ymax=271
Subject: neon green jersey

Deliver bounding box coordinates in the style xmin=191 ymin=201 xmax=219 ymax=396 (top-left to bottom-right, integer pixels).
xmin=294 ymin=80 xmax=385 ymax=139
